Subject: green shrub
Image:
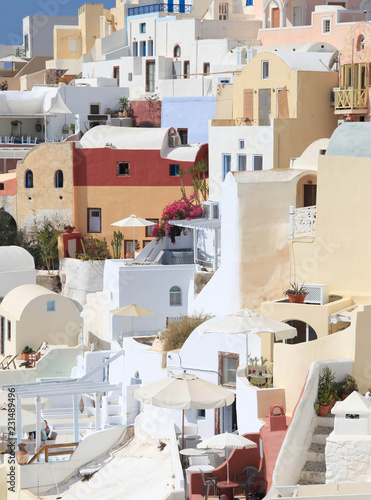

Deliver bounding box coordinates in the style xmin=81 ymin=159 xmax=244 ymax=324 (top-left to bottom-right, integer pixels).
xmin=163 ymin=313 xmax=213 ymax=350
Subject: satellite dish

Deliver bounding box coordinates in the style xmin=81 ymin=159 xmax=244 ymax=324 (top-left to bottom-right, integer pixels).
xmin=329 ymin=50 xmax=339 ymax=70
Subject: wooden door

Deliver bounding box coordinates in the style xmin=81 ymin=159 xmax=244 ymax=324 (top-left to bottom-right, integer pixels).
xmin=272 ymin=7 xmax=280 ymax=27
xmin=304 ymin=184 xmax=317 ymax=207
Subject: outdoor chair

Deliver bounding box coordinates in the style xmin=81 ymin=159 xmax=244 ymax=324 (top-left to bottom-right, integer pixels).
xmin=200 ymin=469 xmax=219 ymax=500
xmin=2 ymin=353 xmax=19 ymax=370
xmin=234 ymin=466 xmax=259 ymax=499
xmin=29 ymin=341 xmax=48 ymax=366
xmin=0 ymin=355 xmax=11 ymax=369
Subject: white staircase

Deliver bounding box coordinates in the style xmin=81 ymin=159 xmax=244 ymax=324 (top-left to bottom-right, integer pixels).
xmin=298 ymin=414 xmax=334 ymax=485
xmin=102 ymin=392 xmax=123 ymax=427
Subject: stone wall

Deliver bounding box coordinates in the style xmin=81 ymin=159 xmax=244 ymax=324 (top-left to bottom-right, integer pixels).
xmin=60 ymin=258 xmax=105 ymax=306
xmin=326 ymin=436 xmax=371 ymax=483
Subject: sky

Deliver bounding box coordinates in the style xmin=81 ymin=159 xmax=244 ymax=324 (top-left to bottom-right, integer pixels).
xmin=0 ymin=0 xmax=116 ymax=46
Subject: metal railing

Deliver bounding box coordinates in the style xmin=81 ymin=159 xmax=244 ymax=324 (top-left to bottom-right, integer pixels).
xmin=334 ymin=87 xmax=368 ymax=110
xmin=289 ymin=205 xmax=316 ymax=239
xmin=128 ymin=3 xmax=192 ymax=15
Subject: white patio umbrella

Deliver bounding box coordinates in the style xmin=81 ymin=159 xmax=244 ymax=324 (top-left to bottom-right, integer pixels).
xmin=134 ymin=371 xmax=235 ymax=448
xmin=0 ymin=407 xmax=46 ymax=433
xmin=110 ymin=303 xmax=155 ymax=337
xmin=0 ymin=55 xmax=27 ymax=75
xmin=200 ymin=309 xmax=297 ymax=364
xmin=0 ymin=391 xmax=49 ymax=411
xmin=111 ymin=214 xmax=156 ymax=260
xmin=197 ymin=432 xmax=257 ymax=484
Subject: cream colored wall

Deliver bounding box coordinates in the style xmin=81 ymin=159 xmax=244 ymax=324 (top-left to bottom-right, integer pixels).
xmin=273 ymin=327 xmax=355 ymax=415
xmin=1 ymin=295 xmax=82 ymax=357
xmin=273 ymin=71 xmax=338 ymax=170
xmin=73 ymin=185 xmax=194 ymax=246
xmin=79 ymin=4 xmax=106 ymax=55
xmin=111 ymin=3 xmax=125 ymax=31
xmin=17 ymin=143 xmax=74 ymax=233
xmin=232 ymin=52 xmax=298 ymax=123
xmin=215 ymin=84 xmax=234 ymax=119
xmin=54 ymin=27 xmax=82 ymax=60
xmin=291 ymin=155 xmax=371 ymax=293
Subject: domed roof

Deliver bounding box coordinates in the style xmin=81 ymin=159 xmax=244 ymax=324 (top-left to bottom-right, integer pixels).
xmin=326 ymin=123 xmax=371 ymax=158
xmin=1 ymin=284 xmax=58 ymax=320
xmin=0 ymin=246 xmax=34 ymax=272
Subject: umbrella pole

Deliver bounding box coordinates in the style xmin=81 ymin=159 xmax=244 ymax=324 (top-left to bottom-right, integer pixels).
xmin=133 ymin=227 xmax=135 ymax=261
xmin=182 ymin=409 xmax=185 ymax=450
xmin=227 ymin=452 xmax=230 ymax=485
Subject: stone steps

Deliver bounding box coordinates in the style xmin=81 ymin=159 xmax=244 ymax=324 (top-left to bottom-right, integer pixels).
xmin=312 ymin=425 xmax=333 ymax=445
xmin=299 ymin=460 xmax=326 ymax=484
xmin=307 ymin=442 xmax=326 ymax=462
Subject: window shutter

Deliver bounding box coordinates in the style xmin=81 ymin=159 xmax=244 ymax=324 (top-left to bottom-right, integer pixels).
xmin=243 ymin=89 xmax=254 ymax=121
xmin=278 ymin=86 xmax=289 ymax=118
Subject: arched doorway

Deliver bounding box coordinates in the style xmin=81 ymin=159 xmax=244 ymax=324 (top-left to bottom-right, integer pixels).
xmin=275 ymin=319 xmax=317 ymax=344
xmin=263 ymin=0 xmax=283 ymax=28
xmin=0 ymin=210 xmax=17 ymax=246
xmin=296 ymin=174 xmax=317 ymax=208
xmin=361 ymin=0 xmax=371 ymax=20
xmin=283 ymin=0 xmax=307 ymax=27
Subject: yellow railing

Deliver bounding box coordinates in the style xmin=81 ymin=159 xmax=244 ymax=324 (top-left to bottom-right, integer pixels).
xmin=334 ymin=88 xmax=368 ymax=110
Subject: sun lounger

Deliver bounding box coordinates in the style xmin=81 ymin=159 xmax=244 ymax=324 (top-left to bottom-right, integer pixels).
xmin=2 ymin=353 xmax=19 ymax=370
xmin=0 ymin=355 xmax=11 ymax=369
xmin=29 ymin=342 xmax=48 ymax=366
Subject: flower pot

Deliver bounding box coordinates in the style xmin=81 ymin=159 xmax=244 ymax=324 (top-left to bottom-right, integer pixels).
xmin=16 ymin=443 xmax=29 ymax=465
xmin=65 ymin=228 xmax=73 ymax=234
xmin=318 ymin=404 xmax=331 ymax=417
xmin=126 ymin=252 xmax=134 ymax=259
xmin=341 ymin=393 xmax=350 ymax=400
xmin=288 ymin=293 xmax=307 ymax=304
xmin=22 ymin=353 xmax=33 ymax=361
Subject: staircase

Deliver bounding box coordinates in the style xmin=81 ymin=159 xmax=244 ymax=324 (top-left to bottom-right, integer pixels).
xmin=102 ymin=393 xmax=123 ymax=427
xmin=298 ymin=414 xmax=334 ymax=485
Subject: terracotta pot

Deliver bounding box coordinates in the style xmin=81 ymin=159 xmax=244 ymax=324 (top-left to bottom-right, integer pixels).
xmin=341 ymin=393 xmax=350 ymax=400
xmin=22 ymin=353 xmax=33 ymax=361
xmin=318 ymin=404 xmax=331 ymax=417
xmin=287 ymin=293 xmax=307 ymax=304
xmin=126 ymin=252 xmax=134 ymax=259
xmin=65 ymin=229 xmax=73 ymax=234
xmin=15 ymin=443 xmax=29 ymax=465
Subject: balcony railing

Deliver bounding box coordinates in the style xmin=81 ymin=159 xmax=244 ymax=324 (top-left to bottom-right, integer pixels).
xmin=289 ymin=205 xmax=316 ymax=239
xmin=334 ymin=87 xmax=368 ymax=110
xmin=128 ymin=3 xmax=192 ymax=16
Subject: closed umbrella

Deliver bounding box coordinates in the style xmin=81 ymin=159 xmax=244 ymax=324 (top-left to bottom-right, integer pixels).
xmin=111 ymin=214 xmax=156 ymax=260
xmin=134 ymin=371 xmax=235 ymax=448
xmin=110 ymin=303 xmax=155 ymax=336
xmin=197 ymin=432 xmax=257 ymax=484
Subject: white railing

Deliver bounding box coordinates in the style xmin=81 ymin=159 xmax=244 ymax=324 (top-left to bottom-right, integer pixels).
xmin=289 ymin=205 xmax=316 ymax=239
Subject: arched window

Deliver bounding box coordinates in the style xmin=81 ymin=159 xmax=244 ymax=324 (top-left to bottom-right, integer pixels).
xmin=357 ymin=35 xmax=365 ymax=51
xmin=170 ymin=286 xmax=182 ymax=306
xmin=173 ymin=45 xmax=181 ymax=58
xmin=55 ymin=170 xmax=64 ymax=188
xmin=25 ymin=170 xmax=33 ymax=188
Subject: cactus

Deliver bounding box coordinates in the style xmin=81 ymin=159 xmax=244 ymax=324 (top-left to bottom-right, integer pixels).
xmin=111 ymin=230 xmax=124 ymax=259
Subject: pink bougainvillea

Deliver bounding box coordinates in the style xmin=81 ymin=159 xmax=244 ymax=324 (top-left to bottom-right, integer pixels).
xmin=152 ymin=195 xmax=202 ymax=241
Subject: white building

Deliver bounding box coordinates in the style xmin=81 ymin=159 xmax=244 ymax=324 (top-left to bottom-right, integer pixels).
xmin=0 ymin=246 xmax=35 ymax=300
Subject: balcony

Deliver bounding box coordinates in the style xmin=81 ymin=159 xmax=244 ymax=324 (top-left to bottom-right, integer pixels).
xmin=289 ymin=205 xmax=316 ymax=239
xmin=128 ymin=3 xmax=192 ymax=16
xmin=334 ymin=87 xmax=368 ymax=112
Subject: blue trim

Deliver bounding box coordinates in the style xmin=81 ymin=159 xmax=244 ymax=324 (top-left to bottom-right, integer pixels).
xmin=246 ymin=0 xmax=253 ymax=5
xmin=222 ymin=154 xmax=231 ymax=180
xmin=25 ymin=169 xmax=33 ymax=188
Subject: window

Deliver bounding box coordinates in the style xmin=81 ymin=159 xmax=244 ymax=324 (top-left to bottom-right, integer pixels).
xmin=25 ymin=170 xmax=33 ymax=188
xmin=146 ymin=61 xmax=155 ymax=92
xmin=69 ymin=38 xmax=78 ymax=53
xmin=357 ymin=35 xmax=365 ymax=51
xmin=140 ymin=41 xmax=146 ymax=57
xmin=184 ymin=61 xmax=190 ymax=79
xmin=203 ymin=62 xmax=210 ymax=75
xmin=148 ymin=39 xmax=154 ymax=57
xmin=219 ymin=352 xmax=239 ymax=387
xmin=222 ymin=154 xmax=231 ymax=180
xmin=246 ymin=0 xmax=253 ymax=5
xmin=178 ymin=128 xmax=188 ymax=144
xmin=24 ymin=34 xmax=29 ymax=52
xmin=262 ymin=60 xmax=269 ymax=79
xmin=170 ymin=164 xmax=180 ymax=176
xmin=239 ymin=139 xmax=245 ymax=149
xmin=170 ymin=286 xmax=182 ymax=306
xmin=238 ymin=154 xmax=247 ymax=171
xmin=145 ymin=219 xmax=159 ymax=237
xmin=90 ymin=104 xmax=100 ymax=115
xmin=140 ymin=23 xmax=146 ymax=34
xmin=197 ymin=409 xmax=206 ymax=418
xmin=253 ymin=155 xmax=263 ymax=171
xmin=7 ymin=320 xmax=11 ymax=342
xmin=128 ymin=72 xmax=133 ymax=82
xmin=88 ymin=208 xmax=102 ymax=233
xmin=55 ymin=170 xmax=63 ymax=188
xmin=219 ymin=3 xmax=228 ymax=19
xmin=174 ymin=45 xmax=181 ymax=58
xmin=143 ymin=240 xmax=151 ymax=247
xmin=0 ymin=183 xmax=4 ymax=190
xmin=46 ymin=300 xmax=55 ymax=312
xmin=133 ymin=41 xmax=138 ymax=57
xmin=117 ymin=162 xmax=130 ymax=176
xmin=322 ymin=18 xmax=331 ymax=34
xmin=113 ymin=66 xmax=120 ymax=86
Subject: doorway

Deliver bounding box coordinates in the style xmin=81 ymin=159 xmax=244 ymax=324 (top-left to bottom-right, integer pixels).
xmin=259 ymin=89 xmax=271 ymax=126
xmin=304 ymin=184 xmax=317 ymax=207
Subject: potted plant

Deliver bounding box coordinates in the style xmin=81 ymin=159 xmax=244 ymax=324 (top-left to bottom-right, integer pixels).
xmin=315 ymin=366 xmax=337 ymax=416
xmin=118 ymin=97 xmax=130 ymax=117
xmin=247 ymin=355 xmax=268 ymax=387
xmin=284 ymin=282 xmax=308 ymax=303
xmin=338 ymin=374 xmax=358 ymax=400
xmin=135 ymin=240 xmax=141 ymax=252
xmin=20 ymin=360 xmax=33 ymax=369
xmin=22 ymin=346 xmax=34 ymax=361
xmin=64 ymin=225 xmax=75 ymax=234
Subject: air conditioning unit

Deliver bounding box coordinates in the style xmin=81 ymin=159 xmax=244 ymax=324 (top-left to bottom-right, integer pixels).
xmin=202 ymin=201 xmax=219 ymax=220
xmin=168 ymin=136 xmax=180 ymax=147
xmin=303 ymin=284 xmax=329 ymax=305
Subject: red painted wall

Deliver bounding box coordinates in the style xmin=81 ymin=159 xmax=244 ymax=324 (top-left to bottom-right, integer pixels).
xmin=73 ymin=146 xmax=208 ymax=187
xmin=130 ymin=100 xmax=162 ymax=127
xmin=0 ymin=177 xmax=17 ymax=196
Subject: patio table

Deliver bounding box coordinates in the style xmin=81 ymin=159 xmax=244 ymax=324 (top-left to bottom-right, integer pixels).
xmin=217 ymin=480 xmax=239 ymax=500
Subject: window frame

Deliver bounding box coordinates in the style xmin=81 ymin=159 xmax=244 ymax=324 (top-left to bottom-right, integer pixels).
xmin=25 ymin=169 xmax=33 ymax=188
xmin=55 ymin=170 xmax=63 ymax=188
xmin=222 ymin=153 xmax=231 ymax=180
xmin=145 ymin=219 xmax=159 ymax=237
xmin=253 ymin=154 xmax=263 ymax=171
xmin=174 ymin=45 xmax=181 ymax=58
xmin=237 ymin=154 xmax=247 ymax=171
xmin=219 ymin=351 xmax=239 ymax=387
xmin=133 ymin=41 xmax=138 ymax=57
xmin=87 ymin=208 xmax=102 ymax=233
xmin=89 ymin=103 xmax=100 ymax=115
xmin=140 ymin=22 xmax=146 ymax=34
xmin=169 ymin=286 xmax=182 ymax=306
xmin=178 ymin=128 xmax=188 ymax=144
xmin=169 ymin=164 xmax=180 ymax=176
xmin=239 ymin=139 xmax=245 ymax=150
xmin=146 ymin=60 xmax=156 ymax=93
xmin=262 ymin=60 xmax=269 ymax=80
xmin=7 ymin=320 xmax=11 ymax=342
xmin=116 ymin=161 xmax=130 ymax=177
xmin=183 ymin=60 xmax=190 ymax=78
xmin=322 ymin=17 xmax=332 ymax=35
xmin=203 ymin=62 xmax=210 ymax=75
